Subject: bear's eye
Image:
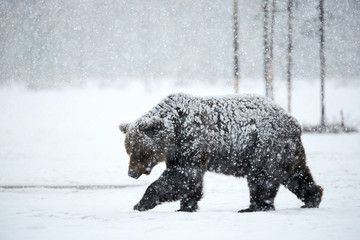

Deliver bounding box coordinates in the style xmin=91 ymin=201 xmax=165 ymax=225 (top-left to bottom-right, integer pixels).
xmin=142 ymin=126 xmax=161 ymax=138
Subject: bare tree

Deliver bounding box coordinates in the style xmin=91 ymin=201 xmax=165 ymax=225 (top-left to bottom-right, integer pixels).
xmin=287 ymin=0 xmax=293 ymax=113
xmin=268 ymin=0 xmax=276 ymax=100
xmin=233 ymin=0 xmax=240 ymax=93
xmin=319 ymin=0 xmax=326 ymax=127
xmin=263 ymin=0 xmax=271 ymax=99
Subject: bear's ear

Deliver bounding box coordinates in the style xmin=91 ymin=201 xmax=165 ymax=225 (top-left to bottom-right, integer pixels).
xmin=139 ymin=117 xmax=164 ymax=138
xmin=119 ymin=123 xmax=130 ymax=134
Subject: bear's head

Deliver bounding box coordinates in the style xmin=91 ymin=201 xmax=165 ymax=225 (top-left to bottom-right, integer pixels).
xmin=119 ymin=116 xmax=175 ymax=179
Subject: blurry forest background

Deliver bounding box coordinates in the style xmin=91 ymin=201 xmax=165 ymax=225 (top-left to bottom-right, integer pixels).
xmin=0 ymin=0 xmax=359 ymax=89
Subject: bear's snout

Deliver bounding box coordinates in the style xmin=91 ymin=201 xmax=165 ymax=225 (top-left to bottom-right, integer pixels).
xmin=128 ymin=169 xmax=141 ymax=179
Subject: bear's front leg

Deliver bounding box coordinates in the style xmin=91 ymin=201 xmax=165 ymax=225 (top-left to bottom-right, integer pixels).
xmin=133 ymin=185 xmax=159 ymax=211
xmin=178 ymin=181 xmax=203 ymax=212
xmin=133 ymin=167 xmax=204 ymax=211
xmin=239 ymin=170 xmax=280 ymax=213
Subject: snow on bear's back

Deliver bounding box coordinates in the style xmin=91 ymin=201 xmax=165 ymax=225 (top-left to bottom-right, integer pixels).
xmin=170 ymin=93 xmax=301 ymax=137
xmin=206 ymin=94 xmax=300 ymax=134
xmin=144 ymin=93 xmax=301 ymax=140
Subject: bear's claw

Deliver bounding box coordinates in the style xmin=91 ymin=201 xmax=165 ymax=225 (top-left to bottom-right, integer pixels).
xmin=238 ymin=205 xmax=275 ymax=213
xmin=133 ymin=203 xmax=147 ymax=211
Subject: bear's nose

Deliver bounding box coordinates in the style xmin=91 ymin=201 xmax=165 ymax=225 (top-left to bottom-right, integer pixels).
xmin=128 ymin=169 xmax=141 ymax=179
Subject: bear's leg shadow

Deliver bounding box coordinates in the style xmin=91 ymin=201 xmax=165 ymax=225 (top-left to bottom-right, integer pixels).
xmin=239 ymin=170 xmax=280 ymax=213
xmin=133 ymin=167 xmax=204 ymax=212
xmin=284 ymin=164 xmax=323 ymax=208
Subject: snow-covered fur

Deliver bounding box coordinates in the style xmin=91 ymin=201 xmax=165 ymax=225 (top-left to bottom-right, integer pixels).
xmin=119 ymin=93 xmax=323 ymax=212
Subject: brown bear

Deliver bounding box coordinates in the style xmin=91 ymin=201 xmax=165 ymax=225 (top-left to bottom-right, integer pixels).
xmin=119 ymin=93 xmax=323 ymax=212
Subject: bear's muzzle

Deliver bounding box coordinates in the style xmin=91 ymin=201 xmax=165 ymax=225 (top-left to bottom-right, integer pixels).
xmin=128 ymin=169 xmax=141 ymax=179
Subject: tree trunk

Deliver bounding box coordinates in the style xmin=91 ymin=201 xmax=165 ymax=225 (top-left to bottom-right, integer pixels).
xmin=319 ymin=0 xmax=326 ymax=126
xmin=233 ymin=0 xmax=240 ymax=93
xmin=268 ymin=0 xmax=276 ymax=100
xmin=287 ymin=0 xmax=293 ymax=113
xmin=263 ymin=0 xmax=270 ymax=98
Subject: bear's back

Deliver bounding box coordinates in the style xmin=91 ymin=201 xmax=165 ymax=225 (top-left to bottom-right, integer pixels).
xmin=197 ymin=94 xmax=301 ymax=139
xmin=147 ymin=93 xmax=301 ymax=145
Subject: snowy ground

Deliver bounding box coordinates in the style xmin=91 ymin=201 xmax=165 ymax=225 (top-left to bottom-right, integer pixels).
xmin=0 ymin=79 xmax=360 ymax=240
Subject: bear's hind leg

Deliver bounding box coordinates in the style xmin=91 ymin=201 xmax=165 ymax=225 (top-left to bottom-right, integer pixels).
xmin=284 ymin=140 xmax=323 ymax=208
xmin=284 ymin=165 xmax=323 ymax=208
xmin=239 ymin=172 xmax=280 ymax=213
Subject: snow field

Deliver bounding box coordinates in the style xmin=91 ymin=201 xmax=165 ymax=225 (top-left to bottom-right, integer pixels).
xmin=0 ymin=80 xmax=359 ymax=239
